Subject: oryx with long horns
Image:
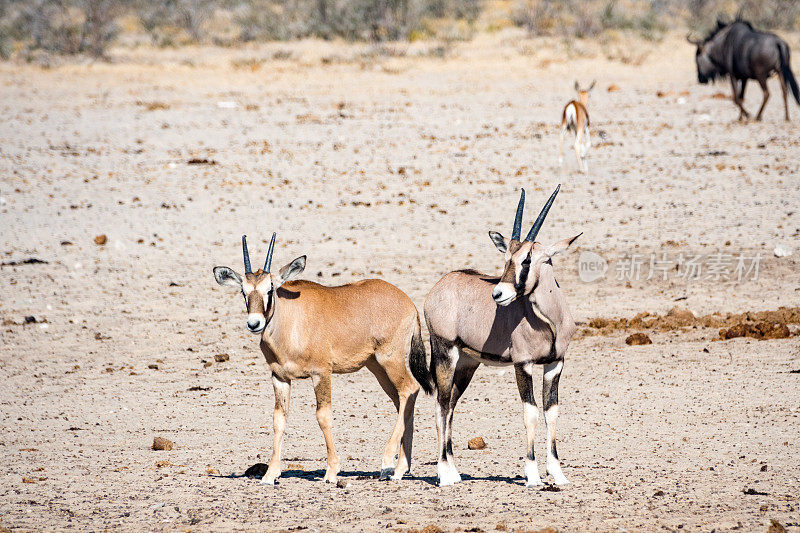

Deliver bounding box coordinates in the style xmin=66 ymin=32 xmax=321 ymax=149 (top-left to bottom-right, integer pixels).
xmin=411 ymin=185 xmax=580 ymax=487
xmin=213 ymin=234 xmax=422 ymax=485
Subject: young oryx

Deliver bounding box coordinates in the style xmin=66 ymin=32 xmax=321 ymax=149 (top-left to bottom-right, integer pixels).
xmin=411 ymin=186 xmax=580 ymax=487
xmin=213 ymin=234 xmax=421 ymax=485
xmin=558 ymin=81 xmax=595 ymax=174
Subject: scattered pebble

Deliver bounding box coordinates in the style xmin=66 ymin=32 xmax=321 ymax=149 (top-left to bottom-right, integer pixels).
xmin=152 ymin=437 xmax=174 ymax=451
xmin=468 ymin=437 xmax=486 ymax=450
xmin=626 ymin=333 xmax=652 ymax=345
xmin=214 ymin=353 xmax=230 ymax=363
xmin=774 ymin=243 xmax=792 ymax=258
xmin=720 ymin=322 xmax=791 ymax=341
xmin=94 ymin=234 xmax=107 ymax=245
xmin=767 ymin=519 xmax=786 ymax=533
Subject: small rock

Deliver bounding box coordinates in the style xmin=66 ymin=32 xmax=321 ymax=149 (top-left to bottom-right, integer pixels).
xmin=667 ymin=306 xmax=695 ymax=322
xmin=206 ymin=465 xmax=219 ymax=475
xmin=156 ymin=461 xmax=173 ymax=468
xmin=607 ymin=83 xmax=620 ymax=92
xmin=421 ymin=526 xmax=443 ymax=533
xmin=625 ymin=333 xmax=652 ymax=345
xmin=774 ymin=243 xmax=792 ymax=258
xmin=767 ymin=519 xmax=786 ymax=533
xmin=24 ymin=316 xmax=37 ymax=324
xmin=152 ymin=437 xmax=174 ymax=451
xmin=214 ymin=353 xmax=230 ymax=363
xmin=653 ymin=489 xmax=665 ymax=497
xmin=336 ymin=479 xmax=349 ymax=489
xmin=468 ymin=436 xmax=487 ymax=450
xmin=94 ymin=234 xmax=107 ymax=245
xmin=22 ymin=477 xmax=36 ymax=483
xmin=244 ymin=463 xmax=268 ymax=477
xmin=203 ymin=361 xmax=213 ymax=368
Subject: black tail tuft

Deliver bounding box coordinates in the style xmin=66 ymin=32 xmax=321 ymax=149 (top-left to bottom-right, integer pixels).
xmin=779 ymin=42 xmax=800 ymax=105
xmin=409 ymin=317 xmax=433 ymax=394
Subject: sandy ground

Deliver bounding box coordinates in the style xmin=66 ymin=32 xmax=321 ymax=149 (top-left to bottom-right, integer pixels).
xmin=1 ymin=30 xmax=799 ymax=531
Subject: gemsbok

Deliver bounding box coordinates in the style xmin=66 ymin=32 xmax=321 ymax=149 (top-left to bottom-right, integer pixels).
xmin=411 ymin=185 xmax=580 ymax=487
xmin=213 ymin=233 xmax=421 ymax=485
xmin=558 ymin=80 xmax=595 ymax=174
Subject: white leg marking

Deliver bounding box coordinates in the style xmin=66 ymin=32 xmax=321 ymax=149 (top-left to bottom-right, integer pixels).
xmin=543 ymin=360 xmax=569 ymax=486
xmin=545 ymin=405 xmax=569 ymax=485
xmin=523 ymin=401 xmax=543 ymax=487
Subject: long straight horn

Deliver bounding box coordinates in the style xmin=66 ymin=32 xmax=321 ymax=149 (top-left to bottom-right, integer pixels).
xmin=511 ymin=188 xmax=525 ymax=241
xmin=242 ymin=235 xmax=252 ymax=273
xmin=263 ymin=232 xmax=276 ymax=273
xmin=524 ymin=184 xmax=561 ymax=242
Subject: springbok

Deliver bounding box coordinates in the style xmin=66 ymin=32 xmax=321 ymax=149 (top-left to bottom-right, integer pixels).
xmin=411 ymin=185 xmax=580 ymax=487
xmin=213 ymin=233 xmax=421 ymax=485
xmin=558 ymin=81 xmax=595 ymax=174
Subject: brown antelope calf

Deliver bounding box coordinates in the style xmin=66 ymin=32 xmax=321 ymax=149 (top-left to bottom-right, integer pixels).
xmin=411 ymin=186 xmax=579 ymax=487
xmin=213 ymin=234 xmax=421 ymax=485
xmin=558 ymin=80 xmax=595 ymax=174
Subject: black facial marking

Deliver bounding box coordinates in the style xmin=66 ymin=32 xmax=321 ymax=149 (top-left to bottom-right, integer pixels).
xmin=515 ymin=253 xmax=531 ymax=293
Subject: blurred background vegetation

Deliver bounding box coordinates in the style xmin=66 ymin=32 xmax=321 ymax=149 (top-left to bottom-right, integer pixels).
xmin=1 ymin=0 xmax=799 ymax=60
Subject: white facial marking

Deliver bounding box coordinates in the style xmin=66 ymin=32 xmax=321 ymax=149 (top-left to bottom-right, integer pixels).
xmin=246 ymin=313 xmax=266 ymax=334
xmin=242 ymin=281 xmax=255 ymax=294
xmin=492 ymin=282 xmax=516 ymax=306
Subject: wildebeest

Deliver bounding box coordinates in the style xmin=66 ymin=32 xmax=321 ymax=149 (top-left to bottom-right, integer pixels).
xmin=412 ymin=186 xmax=580 ymax=487
xmin=688 ymin=18 xmax=800 ymax=121
xmin=213 ymin=234 xmax=421 ymax=485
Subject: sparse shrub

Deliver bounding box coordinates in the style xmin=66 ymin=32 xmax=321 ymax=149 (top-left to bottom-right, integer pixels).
xmin=513 ymin=0 xmax=669 ymax=39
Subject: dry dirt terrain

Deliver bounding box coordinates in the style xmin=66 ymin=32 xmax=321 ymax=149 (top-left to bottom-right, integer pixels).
xmin=1 ymin=31 xmax=799 ymax=531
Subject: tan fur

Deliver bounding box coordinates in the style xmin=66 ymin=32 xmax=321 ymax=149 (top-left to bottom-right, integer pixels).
xmin=217 ymin=266 xmax=420 ymax=485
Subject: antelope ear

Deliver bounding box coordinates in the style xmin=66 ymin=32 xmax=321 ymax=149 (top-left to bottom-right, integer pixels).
xmin=488 ymin=231 xmax=507 ymax=253
xmin=213 ymin=266 xmax=242 ymax=288
xmin=277 ymin=255 xmax=306 ymax=287
xmin=545 ymin=233 xmax=582 ymax=257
